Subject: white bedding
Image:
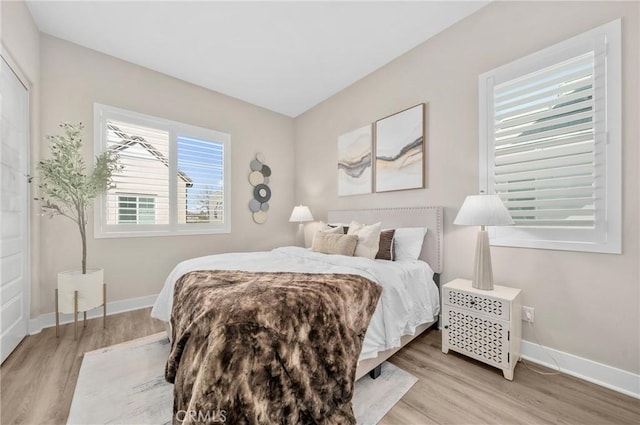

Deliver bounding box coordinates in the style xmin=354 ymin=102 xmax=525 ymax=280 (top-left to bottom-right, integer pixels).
xmin=151 ymin=246 xmax=440 ymax=361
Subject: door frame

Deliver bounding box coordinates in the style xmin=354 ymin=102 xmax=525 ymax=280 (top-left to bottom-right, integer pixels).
xmin=1 ymin=43 xmax=32 ymax=345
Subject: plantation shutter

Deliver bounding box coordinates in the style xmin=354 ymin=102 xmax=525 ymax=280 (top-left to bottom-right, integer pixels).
xmin=479 ymin=20 xmax=620 ymax=253
xmin=105 ymin=120 xmax=170 ymax=226
xmin=176 ymin=136 xmax=225 ymax=224
xmin=490 ymin=52 xmax=597 ymax=228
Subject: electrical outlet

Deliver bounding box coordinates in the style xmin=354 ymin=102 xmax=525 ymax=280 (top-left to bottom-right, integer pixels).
xmin=522 ymin=306 xmax=534 ymax=322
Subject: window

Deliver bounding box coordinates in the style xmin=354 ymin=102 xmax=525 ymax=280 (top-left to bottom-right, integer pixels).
xmin=479 ymin=20 xmax=621 ymax=253
xmin=118 ymin=195 xmax=156 ymax=224
xmin=94 ymin=104 xmax=231 ymax=237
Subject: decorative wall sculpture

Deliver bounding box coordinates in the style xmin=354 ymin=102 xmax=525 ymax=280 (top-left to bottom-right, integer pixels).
xmin=248 ymin=152 xmax=271 ymax=224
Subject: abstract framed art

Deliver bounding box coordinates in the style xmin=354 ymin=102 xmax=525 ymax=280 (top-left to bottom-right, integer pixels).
xmin=337 ymin=124 xmax=373 ymax=196
xmin=374 ymin=103 xmax=425 ymax=192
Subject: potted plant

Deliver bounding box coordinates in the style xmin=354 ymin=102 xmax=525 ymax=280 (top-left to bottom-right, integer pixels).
xmin=37 ymin=122 xmax=121 ymax=327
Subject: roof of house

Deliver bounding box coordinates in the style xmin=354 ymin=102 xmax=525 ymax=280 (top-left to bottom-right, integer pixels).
xmin=107 ymin=123 xmax=193 ymax=187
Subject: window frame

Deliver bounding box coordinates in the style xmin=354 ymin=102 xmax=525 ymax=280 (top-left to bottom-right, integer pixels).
xmin=478 ymin=19 xmax=621 ymax=254
xmin=94 ymin=103 xmax=231 ymax=238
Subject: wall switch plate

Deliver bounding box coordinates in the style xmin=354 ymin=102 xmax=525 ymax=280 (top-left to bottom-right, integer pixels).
xmin=522 ymin=306 xmax=534 ymax=322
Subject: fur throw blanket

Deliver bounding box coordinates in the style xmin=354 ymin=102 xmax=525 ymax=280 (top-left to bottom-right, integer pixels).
xmin=165 ymin=270 xmax=382 ymax=425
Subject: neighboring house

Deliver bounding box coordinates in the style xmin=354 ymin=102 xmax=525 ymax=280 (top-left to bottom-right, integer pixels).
xmin=106 ymin=123 xmax=193 ymax=225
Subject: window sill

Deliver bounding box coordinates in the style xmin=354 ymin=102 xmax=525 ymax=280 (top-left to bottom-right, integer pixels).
xmin=94 ymin=227 xmax=231 ymax=239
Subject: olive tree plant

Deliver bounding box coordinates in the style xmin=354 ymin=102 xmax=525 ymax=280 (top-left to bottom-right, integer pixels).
xmin=37 ymin=122 xmax=121 ymax=274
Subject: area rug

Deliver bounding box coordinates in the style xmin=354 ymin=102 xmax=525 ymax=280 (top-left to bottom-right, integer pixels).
xmin=67 ymin=333 xmax=417 ymax=425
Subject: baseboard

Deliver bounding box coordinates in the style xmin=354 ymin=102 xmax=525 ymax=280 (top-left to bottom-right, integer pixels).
xmin=521 ymin=339 xmax=639 ymax=399
xmin=28 ymin=294 xmax=158 ymax=335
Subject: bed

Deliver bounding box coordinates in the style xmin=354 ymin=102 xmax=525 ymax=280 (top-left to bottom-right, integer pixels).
xmin=151 ymin=206 xmax=443 ymax=424
xmin=329 ymin=206 xmax=443 ymax=379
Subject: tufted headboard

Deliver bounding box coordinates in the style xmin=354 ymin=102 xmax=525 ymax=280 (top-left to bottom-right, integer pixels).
xmin=327 ymin=206 xmax=443 ymax=274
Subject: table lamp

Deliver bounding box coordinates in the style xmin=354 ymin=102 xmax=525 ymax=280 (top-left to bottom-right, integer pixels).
xmin=454 ymin=194 xmax=514 ymax=290
xmin=289 ymin=205 xmax=314 ymax=246
xmin=288 ymin=205 xmax=314 ymax=223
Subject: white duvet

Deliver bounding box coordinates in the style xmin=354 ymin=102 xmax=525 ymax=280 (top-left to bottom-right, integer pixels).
xmin=151 ymin=246 xmax=440 ymax=361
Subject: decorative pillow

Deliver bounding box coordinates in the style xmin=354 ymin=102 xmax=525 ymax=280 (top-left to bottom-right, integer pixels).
xmin=347 ymin=221 xmax=382 ymax=260
xmin=318 ymin=221 xmax=345 ymax=235
xmin=375 ymin=229 xmax=396 ymax=261
xmin=329 ymin=223 xmax=350 ymax=234
xmin=394 ymin=227 xmax=428 ymax=261
xmin=311 ymin=232 xmax=358 ymax=256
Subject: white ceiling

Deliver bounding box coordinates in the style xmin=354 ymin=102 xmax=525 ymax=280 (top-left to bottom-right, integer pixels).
xmin=27 ymin=1 xmax=489 ymax=117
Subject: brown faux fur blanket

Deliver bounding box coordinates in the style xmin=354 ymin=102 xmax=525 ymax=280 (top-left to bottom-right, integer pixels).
xmin=165 ymin=270 xmax=382 ymax=425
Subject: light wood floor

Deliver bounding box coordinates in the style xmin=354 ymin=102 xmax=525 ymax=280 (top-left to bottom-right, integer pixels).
xmin=0 ymin=308 xmax=165 ymax=425
xmin=1 ymin=308 xmax=638 ymax=425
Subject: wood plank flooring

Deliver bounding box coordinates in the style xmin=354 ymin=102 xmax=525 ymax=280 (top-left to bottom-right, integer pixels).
xmin=380 ymin=331 xmax=639 ymax=425
xmin=1 ymin=308 xmax=638 ymax=424
xmin=0 ymin=308 xmax=165 ymax=425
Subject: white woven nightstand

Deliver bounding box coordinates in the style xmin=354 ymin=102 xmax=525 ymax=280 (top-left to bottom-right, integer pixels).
xmin=441 ymin=278 xmax=522 ymax=380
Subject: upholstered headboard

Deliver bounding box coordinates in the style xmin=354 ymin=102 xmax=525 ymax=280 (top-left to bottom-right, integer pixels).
xmin=327 ymin=206 xmax=443 ymax=274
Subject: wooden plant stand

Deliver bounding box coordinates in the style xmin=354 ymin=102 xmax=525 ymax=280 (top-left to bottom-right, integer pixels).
xmin=55 ymin=283 xmax=107 ymax=339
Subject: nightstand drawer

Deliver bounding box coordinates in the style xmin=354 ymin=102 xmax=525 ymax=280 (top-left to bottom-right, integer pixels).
xmin=443 ymin=306 xmax=509 ymax=368
xmin=444 ymin=287 xmax=510 ymax=320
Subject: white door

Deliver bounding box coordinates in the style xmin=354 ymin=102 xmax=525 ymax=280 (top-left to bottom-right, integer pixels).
xmin=0 ymin=56 xmax=30 ymax=363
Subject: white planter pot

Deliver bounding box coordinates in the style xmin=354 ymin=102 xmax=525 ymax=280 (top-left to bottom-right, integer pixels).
xmin=57 ymin=268 xmax=104 ymax=314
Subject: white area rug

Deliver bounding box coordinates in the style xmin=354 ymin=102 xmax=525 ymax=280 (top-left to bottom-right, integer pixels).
xmin=68 ymin=333 xmax=417 ymax=425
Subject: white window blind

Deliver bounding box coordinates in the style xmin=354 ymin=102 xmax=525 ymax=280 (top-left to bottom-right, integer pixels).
xmin=479 ymin=20 xmax=621 ymax=253
xmin=493 ymin=52 xmax=596 ymax=228
xmin=94 ymin=104 xmax=231 ymax=238
xmin=177 ymin=136 xmax=225 ymax=224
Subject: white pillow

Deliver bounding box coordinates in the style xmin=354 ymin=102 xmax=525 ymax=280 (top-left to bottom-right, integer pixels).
xmin=347 ymin=221 xmax=382 ymax=259
xmin=394 ymin=227 xmax=428 ymax=261
xmin=317 ymin=221 xmax=345 ymax=235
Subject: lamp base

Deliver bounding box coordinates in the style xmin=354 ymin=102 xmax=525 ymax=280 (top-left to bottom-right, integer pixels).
xmin=472 ymin=230 xmax=494 ymax=291
xmin=296 ymin=223 xmax=305 ymax=247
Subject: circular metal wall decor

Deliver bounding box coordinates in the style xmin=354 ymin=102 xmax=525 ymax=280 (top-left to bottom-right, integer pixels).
xmin=248 ymin=171 xmax=264 ymax=186
xmin=253 ymin=184 xmax=271 ymax=203
xmin=250 ymin=160 xmax=263 ymax=171
xmin=248 ymin=199 xmax=261 ymax=213
xmin=248 ymin=152 xmax=272 ymax=224
xmin=253 ymin=210 xmax=268 ymax=224
xmin=261 ymin=165 xmax=272 ymax=177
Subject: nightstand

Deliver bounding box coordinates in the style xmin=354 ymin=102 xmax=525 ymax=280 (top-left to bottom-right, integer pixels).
xmin=441 ymin=278 xmax=521 ymax=380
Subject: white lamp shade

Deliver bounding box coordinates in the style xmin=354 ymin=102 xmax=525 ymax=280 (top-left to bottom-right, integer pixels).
xmin=454 ymin=195 xmax=514 ymax=226
xmin=289 ymin=205 xmax=314 ymax=222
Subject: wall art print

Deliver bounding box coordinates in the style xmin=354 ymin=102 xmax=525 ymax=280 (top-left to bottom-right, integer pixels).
xmin=337 ymin=124 xmax=372 ymax=196
xmin=374 ymin=103 xmax=425 ymax=192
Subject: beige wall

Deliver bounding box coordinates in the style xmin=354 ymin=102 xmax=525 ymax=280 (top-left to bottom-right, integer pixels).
xmin=1 ymin=0 xmax=42 ymax=316
xmin=39 ymin=35 xmax=296 ymax=314
xmin=294 ymin=1 xmax=639 ymax=374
